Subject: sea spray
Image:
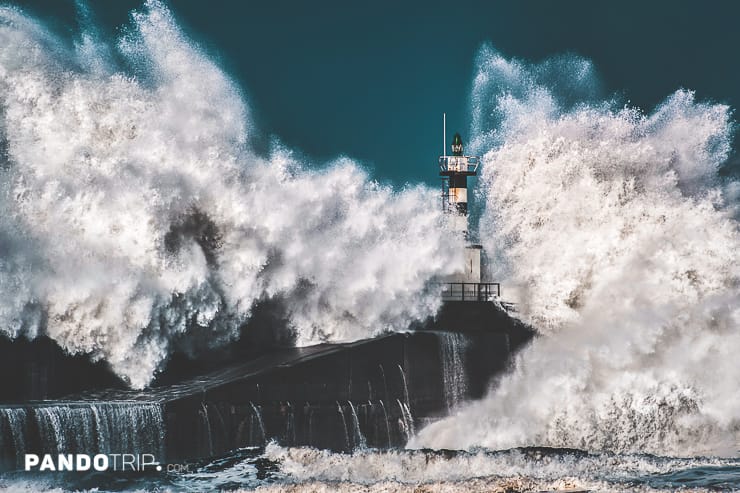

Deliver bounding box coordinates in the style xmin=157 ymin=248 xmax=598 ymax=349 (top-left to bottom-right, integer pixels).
xmin=411 ymin=46 xmax=740 ymax=457
xmin=0 ymin=1 xmax=463 ymax=388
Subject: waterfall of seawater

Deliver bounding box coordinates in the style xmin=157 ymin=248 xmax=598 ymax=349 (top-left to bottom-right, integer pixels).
xmin=438 ymin=333 xmax=469 ymax=413
xmin=0 ymin=402 xmax=163 ymax=468
xmin=249 ymin=402 xmax=266 ymax=445
xmin=284 ymin=402 xmax=296 ymax=445
xmin=346 ymin=402 xmax=367 ymax=450
xmin=200 ymin=402 xmax=214 ymax=457
xmin=378 ymin=400 xmax=391 ymax=448
xmin=397 ymin=365 xmax=411 ymax=409
xmin=336 ymin=402 xmax=350 ymax=451
xmin=396 ymin=399 xmax=415 ymax=441
xmin=0 ymin=408 xmax=28 ymax=461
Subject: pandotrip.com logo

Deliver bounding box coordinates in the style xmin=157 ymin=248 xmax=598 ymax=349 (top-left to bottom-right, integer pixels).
xmin=25 ymin=453 xmax=164 ymax=472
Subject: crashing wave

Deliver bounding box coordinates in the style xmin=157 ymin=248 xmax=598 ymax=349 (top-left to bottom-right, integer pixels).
xmin=0 ymin=2 xmax=463 ymax=388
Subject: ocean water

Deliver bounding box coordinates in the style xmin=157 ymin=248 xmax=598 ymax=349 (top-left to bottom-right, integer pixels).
xmin=1 ymin=1 xmax=738 ymax=491
xmin=1 ymin=444 xmax=739 ymax=492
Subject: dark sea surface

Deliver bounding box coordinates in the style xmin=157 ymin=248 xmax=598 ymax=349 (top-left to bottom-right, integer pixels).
xmin=2 ymin=445 xmax=739 ymax=492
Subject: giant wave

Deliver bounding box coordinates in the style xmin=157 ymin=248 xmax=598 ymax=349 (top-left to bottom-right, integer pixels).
xmin=0 ymin=1 xmax=464 ymax=389
xmin=412 ymin=45 xmax=740 ymax=457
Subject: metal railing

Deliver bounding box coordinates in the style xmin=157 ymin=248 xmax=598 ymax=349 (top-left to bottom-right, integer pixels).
xmin=439 ymin=282 xmax=501 ymax=302
xmin=439 ymin=155 xmax=479 ymax=173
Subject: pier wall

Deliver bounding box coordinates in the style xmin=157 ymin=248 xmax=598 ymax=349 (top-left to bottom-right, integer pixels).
xmin=0 ymin=302 xmax=533 ymax=468
xmin=163 ymin=327 xmax=522 ymax=461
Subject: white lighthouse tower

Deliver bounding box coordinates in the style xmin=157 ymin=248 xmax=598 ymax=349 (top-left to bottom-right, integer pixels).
xmin=439 ymin=115 xmax=499 ymax=301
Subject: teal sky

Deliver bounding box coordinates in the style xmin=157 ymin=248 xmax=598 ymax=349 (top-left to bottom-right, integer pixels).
xmin=12 ymin=0 xmax=740 ymax=186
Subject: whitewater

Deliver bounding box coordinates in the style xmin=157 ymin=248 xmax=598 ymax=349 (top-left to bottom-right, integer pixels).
xmin=0 ymin=1 xmax=738 ymax=492
xmin=411 ymin=45 xmax=740 ymax=459
xmin=0 ymin=1 xmax=463 ymax=389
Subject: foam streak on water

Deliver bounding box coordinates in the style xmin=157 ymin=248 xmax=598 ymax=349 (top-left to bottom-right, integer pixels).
xmin=412 ymin=46 xmax=740 ymax=457
xmin=254 ymin=444 xmax=740 ymax=492
xmin=0 ymin=1 xmax=462 ymax=388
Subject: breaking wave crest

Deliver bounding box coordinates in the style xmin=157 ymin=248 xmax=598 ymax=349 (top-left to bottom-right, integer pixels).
xmin=254 ymin=443 xmax=740 ymax=492
xmin=412 ymin=45 xmax=740 ymax=456
xmin=0 ymin=1 xmax=463 ymax=388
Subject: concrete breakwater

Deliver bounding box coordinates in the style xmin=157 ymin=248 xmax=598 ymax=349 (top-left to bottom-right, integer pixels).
xmin=1 ymin=303 xmax=532 ymax=469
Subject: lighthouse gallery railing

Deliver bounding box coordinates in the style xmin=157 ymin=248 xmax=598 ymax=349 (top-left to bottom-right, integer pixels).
xmin=438 ymin=282 xmax=501 ymax=301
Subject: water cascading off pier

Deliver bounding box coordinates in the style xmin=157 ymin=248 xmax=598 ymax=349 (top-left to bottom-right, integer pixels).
xmin=0 ymin=402 xmax=164 ymax=470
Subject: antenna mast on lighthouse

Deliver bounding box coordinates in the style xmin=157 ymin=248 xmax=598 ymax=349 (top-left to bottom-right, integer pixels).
xmin=443 ymin=112 xmax=446 ymax=157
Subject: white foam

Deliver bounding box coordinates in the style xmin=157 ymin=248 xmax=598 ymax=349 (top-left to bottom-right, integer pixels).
xmin=412 ymin=46 xmax=740 ymax=457
xmin=260 ymin=443 xmax=736 ymax=492
xmin=0 ymin=1 xmax=463 ymax=388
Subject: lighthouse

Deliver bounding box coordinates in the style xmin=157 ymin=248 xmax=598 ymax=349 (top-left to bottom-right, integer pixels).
xmin=439 ymin=117 xmax=499 ymax=301
xmin=440 ymin=131 xmax=477 ymax=235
